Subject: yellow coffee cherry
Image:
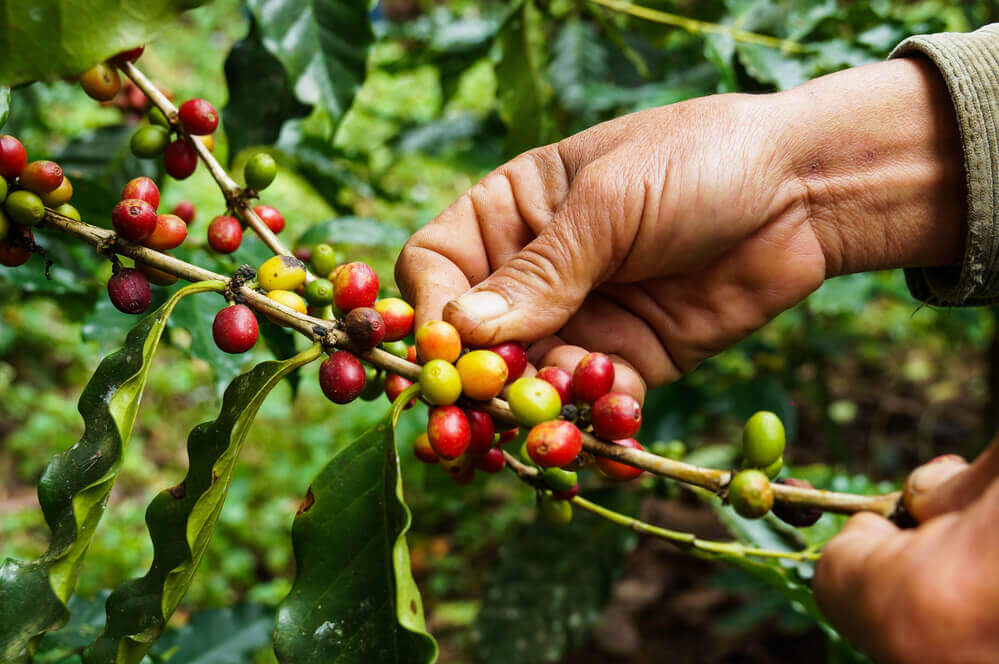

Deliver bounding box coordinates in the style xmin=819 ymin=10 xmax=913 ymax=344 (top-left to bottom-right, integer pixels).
xmin=266 ymin=289 xmax=308 ymax=326
xmin=456 ymin=350 xmax=508 ymax=401
xmin=258 ymin=255 xmax=306 ymax=292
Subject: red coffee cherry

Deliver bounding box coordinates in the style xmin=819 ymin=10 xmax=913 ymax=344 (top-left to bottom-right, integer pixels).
xmin=333 ymin=261 xmax=379 ymax=312
xmin=19 ymin=160 xmax=64 ymax=194
xmin=595 ymin=438 xmax=644 ymax=481
xmin=591 ymin=392 xmax=642 ymax=440
xmin=406 ymin=345 xmax=418 ymax=364
xmin=144 ymin=214 xmax=187 ymax=250
xmin=172 ymin=201 xmax=196 ymax=225
xmin=207 ymin=215 xmax=242 ymax=254
xmin=178 ymin=98 xmax=219 ymax=135
xmin=427 ymin=405 xmax=471 ymax=460
xmin=121 ymin=176 xmax=160 ymax=209
xmin=536 ymin=366 xmax=573 ymax=406
xmin=373 ymin=298 xmax=414 ymax=342
xmin=0 ymin=135 xmax=28 ymax=179
xmin=212 ymin=304 xmax=259 ymax=354
xmin=318 ymin=350 xmax=367 ymax=404
xmin=107 ymin=268 xmax=151 ymax=314
xmin=164 ymin=139 xmax=198 ymax=179
xmin=497 ymin=427 xmax=519 ymax=446
xmin=551 ymin=485 xmax=580 ymax=501
xmin=343 ymin=306 xmax=386 ymax=351
xmin=466 ymin=409 xmax=495 ymax=458
xmin=384 ymin=373 xmax=415 ymax=409
xmin=111 ymin=46 xmax=145 ymax=65
xmin=0 ymin=226 xmax=33 ymax=267
xmin=526 ymin=420 xmax=582 ymax=468
xmin=253 ymin=205 xmax=284 ymax=234
xmin=572 ymin=352 xmax=615 ymax=403
xmin=476 ymin=447 xmax=506 ymax=473
xmin=413 ymin=433 xmax=439 ymax=464
xmin=486 ymin=342 xmax=527 ymax=383
xmin=111 ymin=198 xmax=157 ymax=242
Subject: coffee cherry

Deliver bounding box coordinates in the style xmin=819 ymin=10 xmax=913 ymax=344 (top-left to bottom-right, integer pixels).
xmin=0 ymin=135 xmax=28 ymax=178
xmin=80 ymin=63 xmax=121 ymax=101
xmin=172 ymin=201 xmax=195 ymax=225
xmin=440 ymin=453 xmax=475 ymax=485
xmin=551 ymin=486 xmax=580 ymax=501
xmin=178 ymin=99 xmax=219 ymax=135
xmin=542 ymin=467 xmax=578 ymax=492
xmin=0 ymin=207 xmax=8 ymax=241
xmin=111 ymin=46 xmax=145 ymax=65
xmin=107 ymin=268 xmax=151 ymax=314
xmin=727 ymin=469 xmax=774 ymax=519
xmin=385 ymin=373 xmax=415 ymax=408
xmin=591 ymin=393 xmax=642 ymax=440
xmin=476 ymin=447 xmax=506 ymax=473
xmin=763 ymin=457 xmax=783 ymax=479
xmin=304 ymin=278 xmax=334 ymax=306
xmin=742 ymin=411 xmax=786 ymax=469
xmin=0 ymin=176 xmax=6 ymax=205
xmin=771 ymin=478 xmax=822 ymax=527
xmin=164 ymin=140 xmax=198 ymax=179
xmin=526 ymin=420 xmax=582 ymax=468
xmin=507 ymin=377 xmax=562 ymax=426
xmin=332 ymin=262 xmax=379 ymax=312
xmin=40 ymin=176 xmax=73 ymax=207
xmin=406 ymin=345 xmax=419 ymax=363
xmin=258 ymin=255 xmax=306 ymax=292
xmin=651 ymin=440 xmax=687 ymax=460
xmin=121 ymin=176 xmax=160 ymax=209
xmin=413 ymin=432 xmax=439 ymax=464
xmin=453 ymin=350 xmax=507 ymax=401
xmin=144 ymin=214 xmax=187 ymax=250
xmin=196 ymin=134 xmax=215 ymax=152
xmin=5 ymin=191 xmax=45 ymax=227
xmin=207 ymin=215 xmax=242 ymax=253
xmin=466 ymin=409 xmax=495 ymax=458
xmin=20 ymin=161 xmax=64 ymax=195
xmin=595 ymin=438 xmax=644 ymax=481
xmin=266 ymin=289 xmax=308 ymax=317
xmin=135 ymin=259 xmax=178 ymax=286
xmin=53 ymin=203 xmax=81 ymax=221
xmin=148 ymin=107 xmax=170 ymax=129
xmin=360 ymin=367 xmax=386 ymax=401
xmin=497 ymin=427 xmax=520 ymax=446
xmin=382 ymin=340 xmax=409 ymax=359
xmin=536 ymin=366 xmax=573 ymax=406
xmin=374 ymin=298 xmax=414 ymax=342
xmin=130 ymin=125 xmax=169 ymax=158
xmin=318 ymin=350 xmax=366 ymax=404
xmin=343 ymin=306 xmax=386 ymax=351
xmin=213 ymin=304 xmax=259 ymax=354
xmin=539 ymin=493 xmax=573 ymax=526
xmin=486 ymin=342 xmax=527 ymax=383
xmin=253 ymin=205 xmax=284 ymax=234
xmin=573 ymin=352 xmax=615 ymax=403
xmin=427 ymin=405 xmax=471 ymax=460
xmin=415 ymin=320 xmax=462 ymax=363
xmin=0 ymin=225 xmax=32 ymax=267
xmin=111 ymin=198 xmax=157 ymax=242
xmin=310 ymin=243 xmax=337 ymax=278
xmin=244 ymin=152 xmax=277 ymax=190
xmin=419 ymin=359 xmax=462 ymax=406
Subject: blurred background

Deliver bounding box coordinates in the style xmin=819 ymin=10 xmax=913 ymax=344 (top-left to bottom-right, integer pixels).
xmin=1 ymin=1 xmax=997 ymax=662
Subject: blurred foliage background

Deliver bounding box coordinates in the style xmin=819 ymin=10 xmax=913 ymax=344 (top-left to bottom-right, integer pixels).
xmin=1 ymin=1 xmax=997 ymax=662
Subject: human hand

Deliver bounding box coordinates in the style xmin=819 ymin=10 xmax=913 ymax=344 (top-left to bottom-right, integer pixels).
xmin=396 ymin=58 xmax=963 ymax=400
xmin=814 ymin=436 xmax=999 ymax=663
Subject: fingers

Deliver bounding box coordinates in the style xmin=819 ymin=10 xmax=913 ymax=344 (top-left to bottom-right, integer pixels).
xmin=904 ymin=433 xmax=999 ymax=522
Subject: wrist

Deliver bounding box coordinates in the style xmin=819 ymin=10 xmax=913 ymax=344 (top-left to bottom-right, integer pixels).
xmin=777 ymin=57 xmax=965 ymax=277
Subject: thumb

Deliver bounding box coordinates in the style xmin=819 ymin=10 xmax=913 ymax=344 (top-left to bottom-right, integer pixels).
xmin=444 ymin=172 xmax=619 ymax=347
xmin=902 ymin=448 xmax=999 ymax=522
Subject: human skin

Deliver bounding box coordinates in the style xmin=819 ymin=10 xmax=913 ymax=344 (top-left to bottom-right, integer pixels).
xmin=395 ymin=56 xmax=996 ymax=661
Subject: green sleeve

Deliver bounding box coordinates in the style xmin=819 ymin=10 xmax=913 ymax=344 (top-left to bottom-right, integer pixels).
xmin=891 ymin=24 xmax=999 ymax=306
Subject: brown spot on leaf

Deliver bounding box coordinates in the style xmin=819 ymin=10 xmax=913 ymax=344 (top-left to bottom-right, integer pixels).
xmin=168 ymin=482 xmax=186 ymax=499
xmin=410 ymin=600 xmax=418 ymax=614
xmin=297 ymin=487 xmax=315 ymax=515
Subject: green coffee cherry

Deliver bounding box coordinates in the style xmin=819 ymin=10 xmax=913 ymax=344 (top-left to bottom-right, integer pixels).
xmin=4 ymin=190 xmax=45 ymax=226
xmin=0 ymin=176 xmax=7 ymax=204
xmin=728 ymin=469 xmax=774 ymax=519
xmin=763 ymin=456 xmax=783 ymax=479
xmin=651 ymin=440 xmax=686 ymax=460
xmin=244 ymin=152 xmax=277 ymax=191
xmin=419 ymin=359 xmax=462 ymax=406
xmin=507 ymin=377 xmax=562 ymax=427
xmin=54 ymin=203 xmax=81 ymax=221
xmin=542 ymin=467 xmax=578 ymax=492
xmin=148 ymin=107 xmax=170 ymax=128
xmin=382 ymin=340 xmax=409 ymax=358
xmin=0 ymin=207 xmax=10 ymax=242
xmin=360 ymin=367 xmax=386 ymax=401
xmin=311 ymin=243 xmax=337 ymax=278
xmin=131 ymin=125 xmax=170 ymax=158
xmin=742 ymin=411 xmax=786 ymax=468
xmin=539 ymin=493 xmax=573 ymax=526
xmin=304 ymin=278 xmax=334 ymax=306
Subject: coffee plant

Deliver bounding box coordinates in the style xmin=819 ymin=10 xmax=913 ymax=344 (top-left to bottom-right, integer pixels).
xmin=0 ymin=1 xmax=995 ymax=663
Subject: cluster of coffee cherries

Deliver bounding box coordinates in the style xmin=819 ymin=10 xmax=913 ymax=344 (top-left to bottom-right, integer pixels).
xmin=204 ymin=153 xmax=282 ymax=256
xmin=0 ymin=134 xmax=80 ymax=266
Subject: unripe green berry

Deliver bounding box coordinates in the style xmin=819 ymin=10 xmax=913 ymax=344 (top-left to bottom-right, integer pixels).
xmin=419 ymin=359 xmax=462 ymax=406
xmin=542 ymin=467 xmax=578 ymax=492
xmin=742 ymin=411 xmax=786 ymax=468
xmin=0 ymin=176 xmax=7 ymax=204
xmin=131 ymin=125 xmax=170 ymax=158
xmin=382 ymin=340 xmax=409 ymax=358
xmin=763 ymin=456 xmax=783 ymax=479
xmin=4 ymin=190 xmax=45 ymax=226
xmin=311 ymin=243 xmax=337 ymax=278
xmin=507 ymin=377 xmax=562 ymax=426
xmin=244 ymin=152 xmax=277 ymax=190
xmin=148 ymin=107 xmax=170 ymax=128
xmin=304 ymin=278 xmax=334 ymax=306
xmin=360 ymin=367 xmax=386 ymax=401
xmin=54 ymin=203 xmax=81 ymax=221
xmin=539 ymin=493 xmax=573 ymax=526
xmin=0 ymin=207 xmax=10 ymax=242
xmin=650 ymin=440 xmax=686 ymax=460
xmin=728 ymin=469 xmax=774 ymax=519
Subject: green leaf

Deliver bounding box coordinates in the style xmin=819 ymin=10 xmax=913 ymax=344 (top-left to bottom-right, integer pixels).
xmin=0 ymin=1 xmax=209 ymax=86
xmin=273 ymin=386 xmax=437 ymax=664
xmin=244 ymin=0 xmax=374 ymax=135
xmin=0 ymin=87 xmax=9 ymax=128
xmin=295 ymin=216 xmax=410 ymax=249
xmin=150 ymin=604 xmax=274 ymax=664
xmin=494 ymin=0 xmax=554 ymax=155
xmin=476 ymin=490 xmax=638 ymax=664
xmin=82 ymin=344 xmax=322 ymax=664
xmin=0 ymin=281 xmax=222 ymax=664
xmin=36 ymin=592 xmax=110 ymax=656
xmin=223 ymin=17 xmax=311 ymax=157
xmin=548 ymin=18 xmax=609 ymax=112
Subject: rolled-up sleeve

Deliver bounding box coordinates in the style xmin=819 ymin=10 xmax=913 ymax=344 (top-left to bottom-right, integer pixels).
xmin=891 ymin=24 xmax=999 ymax=306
